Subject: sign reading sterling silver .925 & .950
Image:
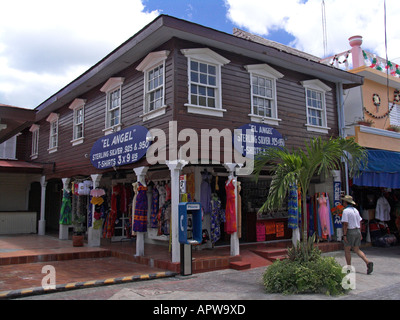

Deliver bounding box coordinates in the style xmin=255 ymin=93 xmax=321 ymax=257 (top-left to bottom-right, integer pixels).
xmin=90 ymin=125 xmax=150 ymax=169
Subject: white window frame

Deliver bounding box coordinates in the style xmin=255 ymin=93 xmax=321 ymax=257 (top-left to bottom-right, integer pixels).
xmin=100 ymin=77 xmax=125 ymax=135
xmin=245 ymin=64 xmax=283 ymax=126
xmin=301 ymin=79 xmax=331 ymax=134
xmin=389 ymin=103 xmax=400 ymax=127
xmin=136 ymin=50 xmax=170 ymax=121
xmin=68 ymin=98 xmax=86 ymax=146
xmin=29 ymin=124 xmax=40 ymax=159
xmin=46 ymin=113 xmax=59 ymax=153
xmin=0 ymin=135 xmax=17 ymax=160
xmin=181 ymin=48 xmax=230 ymax=117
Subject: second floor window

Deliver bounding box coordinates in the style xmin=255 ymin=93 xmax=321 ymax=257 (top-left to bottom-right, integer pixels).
xmin=108 ymin=88 xmax=121 ymax=127
xmin=69 ymin=98 xmax=86 ymax=145
xmin=301 ymin=79 xmax=331 ymax=134
xmin=100 ymin=77 xmax=125 ymax=134
xmin=29 ymin=124 xmax=40 ymax=158
xmin=245 ymin=64 xmax=283 ymax=126
xmin=147 ymin=64 xmax=164 ymax=112
xmin=46 ymin=113 xmax=59 ymax=153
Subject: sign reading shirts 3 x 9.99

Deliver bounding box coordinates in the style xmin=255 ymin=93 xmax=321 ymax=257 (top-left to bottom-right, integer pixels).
xmin=234 ymin=123 xmax=285 ymax=158
xmin=90 ymin=125 xmax=150 ymax=169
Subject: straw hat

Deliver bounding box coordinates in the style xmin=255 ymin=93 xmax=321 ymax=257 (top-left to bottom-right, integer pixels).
xmin=341 ymin=195 xmax=356 ymax=205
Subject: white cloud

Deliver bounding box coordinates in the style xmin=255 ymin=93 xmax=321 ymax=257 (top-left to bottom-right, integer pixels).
xmin=0 ymin=0 xmax=159 ymax=109
xmin=225 ymin=0 xmax=400 ymax=62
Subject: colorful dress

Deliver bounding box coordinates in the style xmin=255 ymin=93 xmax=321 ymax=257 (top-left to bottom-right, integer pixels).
xmin=103 ymin=184 xmax=121 ymax=238
xmin=150 ymin=185 xmax=159 ymax=228
xmin=287 ymin=183 xmax=299 ymax=229
xmin=318 ymin=195 xmax=330 ymax=239
xmin=59 ymin=189 xmax=72 ymax=225
xmin=133 ymin=182 xmax=148 ymax=233
xmin=210 ymin=196 xmax=225 ymax=243
xmin=225 ymin=179 xmax=237 ymax=234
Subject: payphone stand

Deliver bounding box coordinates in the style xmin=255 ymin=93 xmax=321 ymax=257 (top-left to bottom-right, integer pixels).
xmin=178 ymin=202 xmax=202 ymax=276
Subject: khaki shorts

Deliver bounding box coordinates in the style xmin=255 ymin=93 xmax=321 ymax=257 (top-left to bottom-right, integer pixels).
xmin=343 ymin=228 xmax=361 ymax=247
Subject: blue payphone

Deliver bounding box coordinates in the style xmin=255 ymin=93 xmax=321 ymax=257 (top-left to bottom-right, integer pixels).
xmin=178 ymin=202 xmax=202 ymax=244
xmin=178 ymin=202 xmax=202 ymax=276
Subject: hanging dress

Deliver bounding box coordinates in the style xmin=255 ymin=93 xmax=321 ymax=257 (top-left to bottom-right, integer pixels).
xmin=59 ymin=189 xmax=72 ymax=225
xmin=103 ymin=184 xmax=121 ymax=239
xmin=150 ymin=184 xmax=159 ymax=228
xmin=318 ymin=194 xmax=330 ymax=239
xmin=200 ymin=171 xmax=212 ymax=214
xmin=133 ymin=182 xmax=148 ymax=233
xmin=225 ymin=179 xmax=237 ymax=234
xmin=210 ymin=195 xmax=225 ymax=243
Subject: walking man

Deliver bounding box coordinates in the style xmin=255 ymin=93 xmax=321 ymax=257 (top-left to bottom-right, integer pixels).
xmin=341 ymin=195 xmax=373 ymax=275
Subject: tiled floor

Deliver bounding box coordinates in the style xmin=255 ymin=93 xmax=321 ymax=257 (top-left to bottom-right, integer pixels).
xmin=0 ymin=234 xmax=343 ymax=293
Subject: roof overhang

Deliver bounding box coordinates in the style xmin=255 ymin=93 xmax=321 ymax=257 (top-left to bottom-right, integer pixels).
xmin=33 ymin=15 xmax=364 ymax=121
xmin=0 ymin=104 xmax=36 ymax=143
xmin=350 ymin=66 xmax=400 ymax=88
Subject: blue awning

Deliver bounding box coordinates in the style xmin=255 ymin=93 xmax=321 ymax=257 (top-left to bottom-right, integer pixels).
xmin=353 ymin=149 xmax=400 ymax=188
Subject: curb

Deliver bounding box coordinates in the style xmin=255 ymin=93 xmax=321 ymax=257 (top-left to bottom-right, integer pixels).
xmin=0 ymin=271 xmax=177 ymax=300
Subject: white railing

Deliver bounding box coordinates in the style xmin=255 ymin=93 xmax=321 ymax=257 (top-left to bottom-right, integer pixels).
xmin=320 ymin=50 xmax=400 ymax=78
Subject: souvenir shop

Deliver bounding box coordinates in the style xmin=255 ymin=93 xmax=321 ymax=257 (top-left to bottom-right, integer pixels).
xmin=59 ymin=163 xmax=346 ymax=252
xmin=349 ymin=149 xmax=400 ymax=247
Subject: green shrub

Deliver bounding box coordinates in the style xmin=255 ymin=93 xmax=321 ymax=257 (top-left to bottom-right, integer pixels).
xmin=263 ymin=255 xmax=347 ymax=296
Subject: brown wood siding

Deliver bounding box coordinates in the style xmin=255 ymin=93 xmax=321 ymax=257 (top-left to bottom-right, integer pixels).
xmin=24 ymin=37 xmax=340 ymax=179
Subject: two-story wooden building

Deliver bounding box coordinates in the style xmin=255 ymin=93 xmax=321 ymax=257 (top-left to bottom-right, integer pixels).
xmin=0 ymin=15 xmax=363 ymax=262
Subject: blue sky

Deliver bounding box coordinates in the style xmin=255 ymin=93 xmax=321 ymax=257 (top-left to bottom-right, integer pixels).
xmin=0 ymin=0 xmax=397 ymax=109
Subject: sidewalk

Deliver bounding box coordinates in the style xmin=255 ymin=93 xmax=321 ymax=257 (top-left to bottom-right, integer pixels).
xmin=0 ymin=234 xmax=345 ymax=299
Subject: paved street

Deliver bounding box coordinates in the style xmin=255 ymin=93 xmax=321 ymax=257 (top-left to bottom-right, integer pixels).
xmin=17 ymin=245 xmax=400 ymax=301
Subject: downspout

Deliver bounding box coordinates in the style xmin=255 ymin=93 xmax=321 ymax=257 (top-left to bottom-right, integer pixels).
xmin=336 ymin=82 xmax=350 ymax=194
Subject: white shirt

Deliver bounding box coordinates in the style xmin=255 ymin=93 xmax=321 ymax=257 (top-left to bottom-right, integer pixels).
xmin=375 ymin=196 xmax=391 ymax=221
xmin=341 ymin=206 xmax=362 ymax=229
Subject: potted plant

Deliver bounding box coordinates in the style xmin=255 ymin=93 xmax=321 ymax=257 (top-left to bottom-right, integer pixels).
xmin=387 ymin=125 xmax=400 ymax=132
xmin=72 ymin=212 xmax=85 ymax=247
xmin=356 ymin=118 xmax=374 ymax=127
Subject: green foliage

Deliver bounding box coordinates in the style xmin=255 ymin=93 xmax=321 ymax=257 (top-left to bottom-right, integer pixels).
xmin=287 ymin=235 xmax=321 ymax=263
xmin=263 ymin=255 xmax=347 ymax=296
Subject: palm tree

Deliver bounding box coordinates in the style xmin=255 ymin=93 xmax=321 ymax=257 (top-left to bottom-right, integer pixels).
xmin=253 ymin=137 xmax=367 ymax=244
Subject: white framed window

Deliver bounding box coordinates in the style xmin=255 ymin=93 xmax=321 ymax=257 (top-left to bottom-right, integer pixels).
xmin=68 ymin=98 xmax=86 ymax=145
xmin=245 ymin=64 xmax=283 ymax=126
xmin=29 ymin=124 xmax=40 ymax=159
xmin=100 ymin=77 xmax=125 ymax=135
xmin=389 ymin=103 xmax=400 ymax=126
xmin=136 ymin=50 xmax=169 ymax=121
xmin=0 ymin=135 xmax=17 ymax=160
xmin=46 ymin=113 xmax=59 ymax=153
xmin=301 ymin=79 xmax=331 ymax=134
xmin=181 ymin=48 xmax=230 ymax=117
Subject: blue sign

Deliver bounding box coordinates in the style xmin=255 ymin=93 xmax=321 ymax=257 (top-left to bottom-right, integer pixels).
xmin=233 ymin=123 xmax=285 ymax=158
xmin=90 ymin=125 xmax=150 ymax=169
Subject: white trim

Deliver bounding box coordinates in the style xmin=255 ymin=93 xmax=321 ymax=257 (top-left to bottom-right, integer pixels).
xmin=103 ymin=124 xmax=122 ymax=136
xmin=140 ymin=105 xmax=167 ymax=122
xmin=245 ymin=64 xmax=284 ymax=80
xmin=181 ymin=48 xmax=230 ymax=66
xmin=300 ymin=79 xmax=332 ymax=92
xmin=359 ymin=124 xmax=400 ymax=139
xmin=185 ymin=103 xmax=227 ymax=117
xmin=46 ymin=113 xmax=59 ymax=153
xmin=100 ymin=77 xmax=125 ymax=93
xmin=69 ymin=99 xmax=86 ymax=144
xmin=136 ymin=50 xmax=170 ymax=72
xmin=305 ymin=124 xmax=331 ymax=134
xmin=68 ymin=98 xmax=86 ymax=110
xmin=46 ymin=112 xmax=59 ymax=123
xmin=248 ymin=114 xmax=282 ymax=126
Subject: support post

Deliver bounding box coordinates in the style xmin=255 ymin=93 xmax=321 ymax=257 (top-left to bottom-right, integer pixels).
xmin=88 ymin=174 xmax=102 ymax=247
xmin=38 ymin=176 xmax=47 ymax=235
xmin=167 ymin=160 xmax=188 ymax=263
xmin=133 ymin=166 xmax=149 ymax=257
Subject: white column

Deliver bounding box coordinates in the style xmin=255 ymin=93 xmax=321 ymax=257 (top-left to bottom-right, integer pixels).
xmin=133 ymin=166 xmax=149 ymax=257
xmin=59 ymin=178 xmax=71 ymax=240
xmin=88 ymin=174 xmax=102 ymax=247
xmin=167 ymin=160 xmax=188 ymax=263
xmin=38 ymin=176 xmax=47 ymax=236
xmin=224 ymin=163 xmax=240 ymax=257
